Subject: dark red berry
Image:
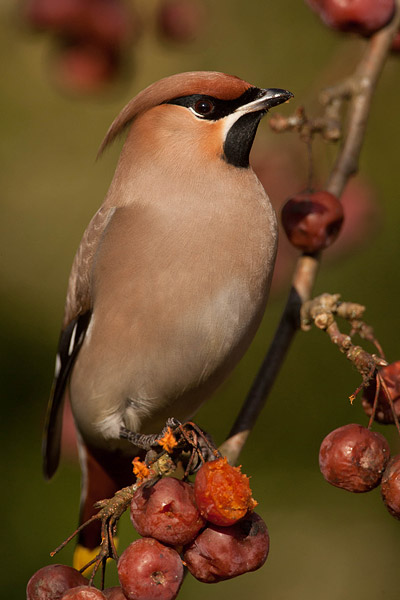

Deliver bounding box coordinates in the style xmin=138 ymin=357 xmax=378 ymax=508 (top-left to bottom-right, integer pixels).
xmin=23 ymin=0 xmax=138 ymax=47
xmin=27 ymin=565 xmax=88 ymax=600
xmin=319 ymin=423 xmax=390 ymax=492
xmin=50 ymin=39 xmax=119 ymax=94
xmin=157 ymin=0 xmax=206 ymax=43
xmin=381 ymin=454 xmax=400 ymax=520
xmin=118 ymin=538 xmax=183 ymax=600
xmin=81 ymin=0 xmax=139 ymax=48
xmin=22 ymin=0 xmax=84 ymax=31
xmin=391 ymin=29 xmax=400 ymax=51
xmin=183 ymin=512 xmax=269 ymax=583
xmin=130 ymin=477 xmax=205 ymax=546
xmin=362 ymin=361 xmax=400 ymax=424
xmin=194 ymin=457 xmax=257 ymax=526
xmin=305 ymin=0 xmax=395 ymax=37
xmin=281 ymin=190 xmax=344 ymax=253
xmin=61 ymin=588 xmax=106 ymax=599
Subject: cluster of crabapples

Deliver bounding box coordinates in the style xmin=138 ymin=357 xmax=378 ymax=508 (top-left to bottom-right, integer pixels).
xmin=27 ymin=457 xmax=270 ymax=600
xmin=319 ymin=361 xmax=400 ymax=520
xmin=21 ymin=0 xmax=206 ymax=93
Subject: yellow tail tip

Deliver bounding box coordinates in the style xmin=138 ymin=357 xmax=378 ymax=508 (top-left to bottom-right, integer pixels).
xmin=73 ymin=539 xmax=119 ymax=574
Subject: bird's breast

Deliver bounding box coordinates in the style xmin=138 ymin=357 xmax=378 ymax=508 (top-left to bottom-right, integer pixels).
xmin=70 ymin=169 xmax=277 ymax=445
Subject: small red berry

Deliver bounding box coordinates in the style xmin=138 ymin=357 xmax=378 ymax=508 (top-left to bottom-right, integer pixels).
xmin=183 ymin=512 xmax=269 ymax=583
xmin=319 ymin=423 xmax=390 ymax=492
xmin=50 ymin=39 xmax=119 ymax=94
xmin=157 ymin=0 xmax=206 ymax=43
xmin=391 ymin=29 xmax=400 ymax=51
xmin=118 ymin=538 xmax=183 ymax=600
xmin=281 ymin=190 xmax=344 ymax=253
xmin=22 ymin=0 xmax=139 ymax=47
xmin=194 ymin=457 xmax=257 ymax=526
xmin=130 ymin=477 xmax=205 ymax=546
xmin=22 ymin=0 xmax=84 ymax=31
xmin=305 ymin=0 xmax=395 ymax=37
xmin=27 ymin=565 xmax=88 ymax=600
xmin=381 ymin=454 xmax=400 ymax=520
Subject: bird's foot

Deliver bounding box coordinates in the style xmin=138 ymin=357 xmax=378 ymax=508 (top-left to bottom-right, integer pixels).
xmin=119 ymin=417 xmax=181 ymax=450
xmin=121 ymin=418 xmax=220 ymax=476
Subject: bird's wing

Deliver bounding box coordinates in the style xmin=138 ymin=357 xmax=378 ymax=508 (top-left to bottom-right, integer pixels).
xmin=42 ymin=206 xmax=116 ymax=479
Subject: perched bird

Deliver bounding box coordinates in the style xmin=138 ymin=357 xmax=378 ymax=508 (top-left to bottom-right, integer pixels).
xmin=43 ymin=71 xmax=292 ymax=566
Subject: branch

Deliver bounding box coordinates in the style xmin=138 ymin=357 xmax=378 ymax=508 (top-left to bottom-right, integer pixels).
xmin=326 ymin=10 xmax=400 ymax=197
xmin=220 ymin=4 xmax=400 ymax=465
xmin=300 ymin=292 xmax=388 ymax=378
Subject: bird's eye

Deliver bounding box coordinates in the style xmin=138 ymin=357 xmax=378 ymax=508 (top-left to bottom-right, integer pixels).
xmin=194 ymin=99 xmax=214 ymax=116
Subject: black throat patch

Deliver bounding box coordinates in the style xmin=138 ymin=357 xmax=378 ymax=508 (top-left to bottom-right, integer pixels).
xmin=223 ymin=111 xmax=264 ymax=168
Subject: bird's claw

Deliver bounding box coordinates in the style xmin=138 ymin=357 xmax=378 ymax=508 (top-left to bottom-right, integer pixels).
xmin=119 ymin=418 xmax=182 ymax=451
xmin=120 ymin=418 xmax=219 ymax=475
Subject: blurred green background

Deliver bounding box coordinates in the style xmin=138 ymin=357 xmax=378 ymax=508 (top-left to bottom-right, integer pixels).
xmin=1 ymin=0 xmax=400 ymax=598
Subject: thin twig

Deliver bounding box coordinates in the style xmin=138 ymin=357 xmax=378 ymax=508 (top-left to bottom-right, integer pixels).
xmin=367 ymin=374 xmax=381 ymax=429
xmin=220 ymin=4 xmax=400 ymax=465
xmin=326 ymin=10 xmax=400 ymax=197
xmin=379 ymin=374 xmax=400 ymax=436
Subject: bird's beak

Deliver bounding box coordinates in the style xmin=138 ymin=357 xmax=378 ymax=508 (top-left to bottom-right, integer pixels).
xmin=239 ymin=88 xmax=293 ymax=114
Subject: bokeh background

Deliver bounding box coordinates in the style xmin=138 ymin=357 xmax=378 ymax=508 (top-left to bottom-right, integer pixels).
xmin=2 ymin=0 xmax=400 ymax=598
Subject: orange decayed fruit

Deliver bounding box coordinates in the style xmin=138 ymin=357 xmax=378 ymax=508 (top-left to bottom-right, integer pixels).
xmin=194 ymin=457 xmax=257 ymax=526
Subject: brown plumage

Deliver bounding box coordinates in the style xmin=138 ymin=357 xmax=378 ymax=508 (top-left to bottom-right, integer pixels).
xmin=43 ymin=71 xmax=292 ymax=558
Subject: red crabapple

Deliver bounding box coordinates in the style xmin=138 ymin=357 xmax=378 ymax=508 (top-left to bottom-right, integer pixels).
xmin=130 ymin=477 xmax=205 ymax=546
xmin=281 ymin=190 xmax=344 ymax=253
xmin=27 ymin=565 xmax=88 ymax=600
xmin=118 ymin=538 xmax=183 ymax=600
xmin=391 ymin=30 xmax=400 ymax=51
xmin=183 ymin=512 xmax=269 ymax=583
xmin=80 ymin=0 xmax=139 ymax=47
xmin=194 ymin=457 xmax=257 ymax=526
xmin=22 ymin=0 xmax=83 ymax=31
xmin=23 ymin=0 xmax=138 ymax=46
xmin=381 ymin=454 xmax=400 ymax=520
xmin=50 ymin=39 xmax=119 ymax=94
xmin=305 ymin=0 xmax=395 ymax=37
xmin=157 ymin=0 xmax=206 ymax=43
xmin=319 ymin=423 xmax=390 ymax=492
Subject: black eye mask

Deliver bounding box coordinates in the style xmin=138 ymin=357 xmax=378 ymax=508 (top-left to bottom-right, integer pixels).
xmin=165 ymin=87 xmax=262 ymax=120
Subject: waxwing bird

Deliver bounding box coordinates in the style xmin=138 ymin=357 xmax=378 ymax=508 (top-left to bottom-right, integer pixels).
xmin=43 ymin=71 xmax=292 ymax=565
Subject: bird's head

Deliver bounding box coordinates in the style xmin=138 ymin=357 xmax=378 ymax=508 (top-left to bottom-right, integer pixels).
xmin=99 ymin=71 xmax=292 ymax=169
